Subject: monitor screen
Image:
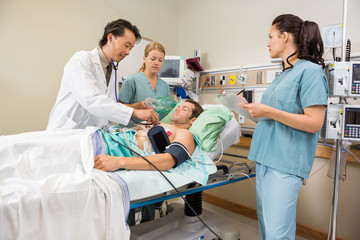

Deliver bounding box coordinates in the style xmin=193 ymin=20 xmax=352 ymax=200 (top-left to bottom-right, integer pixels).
xmin=343 ymin=106 xmax=360 ymax=140
xmin=345 ymin=107 xmax=360 ymax=125
xmin=158 ymin=56 xmax=185 ymax=85
xmin=352 ymin=63 xmax=360 ymax=81
xmin=159 ymin=60 xmax=180 ymax=78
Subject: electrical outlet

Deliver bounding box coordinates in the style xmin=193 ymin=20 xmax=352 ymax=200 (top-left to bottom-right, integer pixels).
xmin=256 ymin=71 xmax=263 ymax=84
xmin=205 ymin=76 xmax=210 ymax=86
xmin=210 ymin=76 xmax=216 ymax=86
xmin=238 ymin=115 xmax=245 ymax=124
xmin=220 ymin=75 xmax=226 ymax=86
xmin=239 ymin=73 xmax=247 ymax=85
xmin=230 ymin=75 xmax=236 ymax=85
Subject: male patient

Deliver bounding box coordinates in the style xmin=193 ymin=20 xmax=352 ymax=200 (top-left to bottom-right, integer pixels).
xmin=93 ymin=99 xmax=204 ymax=172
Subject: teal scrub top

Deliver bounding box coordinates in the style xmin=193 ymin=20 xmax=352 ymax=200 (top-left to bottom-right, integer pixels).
xmin=248 ymin=60 xmax=329 ymax=179
xmin=119 ymin=72 xmax=170 ymax=104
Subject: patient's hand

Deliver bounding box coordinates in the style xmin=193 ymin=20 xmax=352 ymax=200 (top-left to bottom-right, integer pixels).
xmin=94 ymin=155 xmax=122 ymax=172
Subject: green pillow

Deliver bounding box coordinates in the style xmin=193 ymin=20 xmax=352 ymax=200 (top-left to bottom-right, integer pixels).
xmin=160 ymin=101 xmax=184 ymax=124
xmin=189 ymin=107 xmax=233 ymax=152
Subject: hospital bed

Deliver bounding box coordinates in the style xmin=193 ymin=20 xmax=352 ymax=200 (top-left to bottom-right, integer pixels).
xmin=128 ymin=107 xmax=256 ymax=240
xmin=0 ymin=105 xmax=255 ymax=240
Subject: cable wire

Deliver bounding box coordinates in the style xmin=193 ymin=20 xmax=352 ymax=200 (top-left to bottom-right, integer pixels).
xmin=228 ymin=172 xmax=255 ymax=191
xmin=322 ymin=139 xmax=360 ymax=163
xmin=213 ymin=137 xmax=224 ymax=164
xmin=108 ymin=134 xmax=223 ymax=240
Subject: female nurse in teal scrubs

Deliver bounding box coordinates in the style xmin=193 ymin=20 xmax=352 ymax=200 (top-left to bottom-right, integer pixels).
xmin=239 ymin=14 xmax=329 ymax=240
xmin=118 ymin=42 xmax=170 ymax=110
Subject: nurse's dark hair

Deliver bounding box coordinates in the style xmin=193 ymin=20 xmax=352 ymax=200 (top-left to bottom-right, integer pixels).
xmin=98 ymin=19 xmax=141 ymax=47
xmin=272 ymin=14 xmax=325 ymax=70
xmin=185 ymin=99 xmax=204 ymax=119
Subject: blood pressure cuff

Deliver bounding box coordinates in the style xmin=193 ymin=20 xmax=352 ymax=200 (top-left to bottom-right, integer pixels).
xmin=164 ymin=142 xmax=189 ymax=167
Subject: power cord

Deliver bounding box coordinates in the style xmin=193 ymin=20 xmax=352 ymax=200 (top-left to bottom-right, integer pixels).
xmin=108 ymin=135 xmax=223 ymax=240
xmin=322 ymin=139 xmax=360 ymax=163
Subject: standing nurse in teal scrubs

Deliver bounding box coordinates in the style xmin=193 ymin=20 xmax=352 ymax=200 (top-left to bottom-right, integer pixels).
xmin=118 ymin=42 xmax=170 ymax=110
xmin=239 ymin=14 xmax=329 ymax=240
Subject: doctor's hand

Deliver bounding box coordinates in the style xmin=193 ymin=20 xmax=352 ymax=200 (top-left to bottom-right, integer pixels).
xmin=94 ymin=154 xmax=122 ymax=172
xmin=239 ymin=102 xmax=272 ymax=118
xmin=133 ymin=109 xmax=159 ymax=124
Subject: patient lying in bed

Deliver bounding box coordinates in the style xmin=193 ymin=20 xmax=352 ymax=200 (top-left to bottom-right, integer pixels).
xmin=0 ymin=98 xmax=238 ymax=238
xmin=94 ymin=99 xmax=204 ymax=172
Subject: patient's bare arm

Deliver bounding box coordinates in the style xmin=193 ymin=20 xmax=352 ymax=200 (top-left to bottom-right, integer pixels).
xmin=94 ymin=153 xmax=176 ymax=171
xmin=93 ymin=128 xmax=195 ymax=172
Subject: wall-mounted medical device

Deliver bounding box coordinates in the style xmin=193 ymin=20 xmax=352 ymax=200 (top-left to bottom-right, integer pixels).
xmin=326 ymin=61 xmax=360 ymax=97
xmin=321 ymin=104 xmax=360 ymax=140
xmin=158 ymin=56 xmax=185 ymax=86
xmin=343 ymin=106 xmax=360 ymax=140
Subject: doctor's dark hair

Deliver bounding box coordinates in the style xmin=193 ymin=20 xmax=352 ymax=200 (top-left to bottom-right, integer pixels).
xmin=98 ymin=19 xmax=141 ymax=47
xmin=185 ymin=99 xmax=204 ymax=119
xmin=272 ymin=14 xmax=325 ymax=70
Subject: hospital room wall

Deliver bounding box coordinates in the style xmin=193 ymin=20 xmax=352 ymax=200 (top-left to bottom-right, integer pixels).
xmin=176 ymin=0 xmax=360 ymax=69
xmin=178 ymin=1 xmax=360 ymax=239
xmin=0 ymin=0 xmax=180 ymax=135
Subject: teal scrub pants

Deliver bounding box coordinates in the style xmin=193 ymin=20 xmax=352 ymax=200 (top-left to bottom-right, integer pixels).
xmin=256 ymin=163 xmax=303 ymax=240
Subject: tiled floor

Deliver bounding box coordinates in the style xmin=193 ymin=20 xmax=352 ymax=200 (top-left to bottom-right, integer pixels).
xmin=134 ymin=198 xmax=308 ymax=240
xmin=201 ymin=201 xmax=308 ymax=240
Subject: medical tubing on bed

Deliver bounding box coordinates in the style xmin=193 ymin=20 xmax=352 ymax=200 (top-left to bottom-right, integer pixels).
xmin=108 ymin=135 xmax=223 ymax=240
xmin=230 ymin=172 xmax=255 ymax=191
xmin=192 ymin=133 xmax=224 ymax=165
xmin=213 ymin=136 xmax=224 ymax=164
xmin=322 ymin=139 xmax=360 ymax=163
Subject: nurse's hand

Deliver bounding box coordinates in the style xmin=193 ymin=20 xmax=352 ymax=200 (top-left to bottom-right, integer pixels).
xmin=94 ymin=155 xmax=122 ymax=172
xmin=133 ymin=109 xmax=159 ymax=124
xmin=139 ymin=99 xmax=150 ymax=109
xmin=239 ymin=102 xmax=272 ymax=118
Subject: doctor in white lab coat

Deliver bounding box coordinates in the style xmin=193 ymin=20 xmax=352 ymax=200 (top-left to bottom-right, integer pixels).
xmin=47 ymin=19 xmax=159 ymax=130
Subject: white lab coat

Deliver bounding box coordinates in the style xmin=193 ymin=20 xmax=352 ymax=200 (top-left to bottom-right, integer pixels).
xmin=47 ymin=48 xmax=133 ymax=130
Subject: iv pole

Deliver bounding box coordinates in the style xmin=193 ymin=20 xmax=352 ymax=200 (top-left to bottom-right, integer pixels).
xmin=330 ymin=0 xmax=348 ymax=239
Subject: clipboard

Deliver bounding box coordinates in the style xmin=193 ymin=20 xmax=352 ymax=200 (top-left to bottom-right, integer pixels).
xmin=214 ymin=93 xmax=261 ymax=122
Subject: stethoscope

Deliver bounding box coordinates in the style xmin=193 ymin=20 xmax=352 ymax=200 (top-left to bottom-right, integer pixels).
xmin=107 ymin=39 xmax=152 ymax=126
xmin=107 ymin=40 xmax=119 ymax=102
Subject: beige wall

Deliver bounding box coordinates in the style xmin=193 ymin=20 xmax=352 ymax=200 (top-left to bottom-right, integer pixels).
xmin=1 ymin=0 xmax=359 ymax=134
xmin=0 ymin=0 xmax=179 ymax=135
xmin=177 ymin=0 xmax=360 ymax=69
xmin=1 ymin=0 xmax=360 ymax=239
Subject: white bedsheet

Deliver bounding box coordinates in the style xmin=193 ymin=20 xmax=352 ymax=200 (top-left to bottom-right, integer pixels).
xmin=0 ymin=127 xmax=130 ymax=240
xmin=0 ymin=116 xmax=240 ymax=239
xmin=112 ymin=138 xmax=217 ymax=201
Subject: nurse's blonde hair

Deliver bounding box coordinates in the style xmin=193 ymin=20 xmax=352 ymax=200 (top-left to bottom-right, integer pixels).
xmin=138 ymin=42 xmax=166 ymax=72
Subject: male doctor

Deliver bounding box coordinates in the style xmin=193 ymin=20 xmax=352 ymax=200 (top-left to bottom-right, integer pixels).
xmin=47 ymin=19 xmax=159 ymax=130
